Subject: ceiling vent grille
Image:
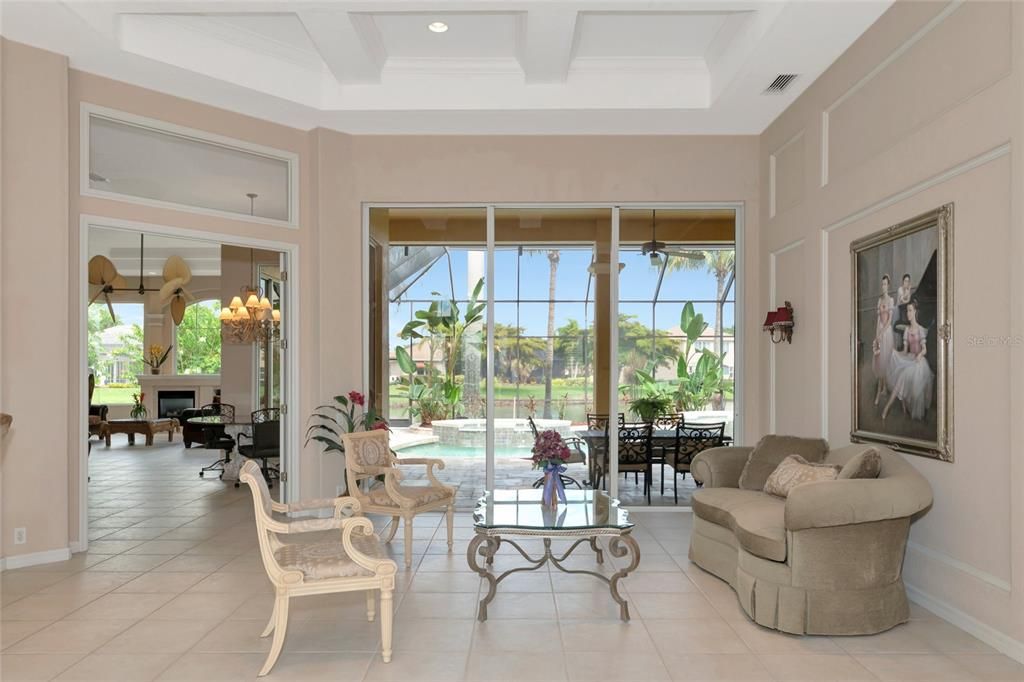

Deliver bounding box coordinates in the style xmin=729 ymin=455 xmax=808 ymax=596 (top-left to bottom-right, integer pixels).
xmin=763 ymin=74 xmax=798 ymax=94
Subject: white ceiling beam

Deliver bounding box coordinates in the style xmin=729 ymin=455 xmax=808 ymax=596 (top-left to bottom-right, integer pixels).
xmin=516 ymin=8 xmax=579 ymax=84
xmin=297 ymin=10 xmax=384 ymax=85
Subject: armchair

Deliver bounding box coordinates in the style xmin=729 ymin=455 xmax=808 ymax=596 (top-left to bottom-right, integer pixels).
xmin=87 ymin=373 xmax=108 ymax=439
xmin=240 ymin=461 xmax=398 ymax=676
xmin=341 ymin=430 xmax=456 ymax=569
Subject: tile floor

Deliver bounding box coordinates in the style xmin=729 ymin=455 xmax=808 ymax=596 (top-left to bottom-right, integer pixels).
xmin=2 ymin=435 xmax=1022 ymax=681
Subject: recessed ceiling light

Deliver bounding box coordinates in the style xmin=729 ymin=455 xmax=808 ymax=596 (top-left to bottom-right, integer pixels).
xmin=428 ymin=21 xmax=448 ymax=33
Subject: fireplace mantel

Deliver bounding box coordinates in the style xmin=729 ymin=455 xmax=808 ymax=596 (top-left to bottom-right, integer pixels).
xmin=138 ymin=374 xmax=220 ymax=415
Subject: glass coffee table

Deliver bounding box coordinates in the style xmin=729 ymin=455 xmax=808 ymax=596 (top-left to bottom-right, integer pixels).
xmin=468 ymin=489 xmax=640 ymax=621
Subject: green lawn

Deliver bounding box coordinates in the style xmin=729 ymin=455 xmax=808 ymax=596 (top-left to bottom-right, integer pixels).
xmin=92 ymin=386 xmax=137 ymax=405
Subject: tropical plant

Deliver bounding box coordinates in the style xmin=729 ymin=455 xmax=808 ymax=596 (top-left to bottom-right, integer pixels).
xmin=620 ymin=361 xmax=674 ymax=421
xmin=395 ymin=278 xmax=486 ymax=423
xmin=129 ymin=392 xmax=147 ymax=419
xmin=306 ymin=390 xmax=388 ymax=455
xmin=142 ymin=344 xmax=173 ymax=372
xmin=675 ymin=302 xmax=727 ymax=411
xmin=665 ymin=249 xmax=735 ymax=356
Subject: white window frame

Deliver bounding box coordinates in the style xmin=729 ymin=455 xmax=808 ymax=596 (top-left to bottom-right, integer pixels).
xmin=80 ymin=103 xmax=300 ymax=228
xmin=173 ymin=298 xmax=223 ymax=377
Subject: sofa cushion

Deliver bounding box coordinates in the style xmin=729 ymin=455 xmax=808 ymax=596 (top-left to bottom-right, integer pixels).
xmin=693 ymin=488 xmax=787 ymax=562
xmin=764 ymin=455 xmax=842 ymax=498
xmin=838 ymin=448 xmax=881 ymax=480
xmin=739 ymin=435 xmax=829 ymax=491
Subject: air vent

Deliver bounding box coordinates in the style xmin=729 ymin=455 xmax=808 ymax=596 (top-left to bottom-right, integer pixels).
xmin=763 ymin=74 xmax=798 ymax=94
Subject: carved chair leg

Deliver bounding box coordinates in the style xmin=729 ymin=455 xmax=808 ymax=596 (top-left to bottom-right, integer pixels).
xmin=381 ymin=516 xmax=400 ymax=543
xmin=366 ymin=590 xmax=376 ymax=622
xmin=446 ymin=504 xmax=455 ymax=551
xmin=260 ymin=599 xmax=278 ymax=637
xmin=259 ymin=594 xmax=289 ymax=677
xmin=380 ymin=588 xmax=394 ymax=663
xmin=403 ymin=516 xmax=414 ymax=569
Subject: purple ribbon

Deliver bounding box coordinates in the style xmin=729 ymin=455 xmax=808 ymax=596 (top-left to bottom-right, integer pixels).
xmin=542 ymin=462 xmax=568 ymax=506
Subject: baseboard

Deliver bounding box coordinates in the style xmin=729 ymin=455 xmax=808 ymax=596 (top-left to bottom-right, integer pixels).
xmin=906 ymin=582 xmax=1024 ymax=664
xmin=0 ymin=547 xmax=72 ymax=571
xmin=69 ymin=541 xmax=87 ymax=554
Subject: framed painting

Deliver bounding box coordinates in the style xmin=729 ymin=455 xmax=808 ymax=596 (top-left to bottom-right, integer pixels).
xmin=850 ymin=204 xmax=953 ymax=461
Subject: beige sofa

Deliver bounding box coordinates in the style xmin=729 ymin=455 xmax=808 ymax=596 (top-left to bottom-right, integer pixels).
xmin=688 ymin=437 xmax=932 ymax=636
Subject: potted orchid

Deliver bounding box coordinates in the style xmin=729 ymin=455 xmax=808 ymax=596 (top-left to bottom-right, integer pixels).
xmin=142 ymin=344 xmax=173 ymax=375
xmin=532 ymin=429 xmax=571 ymax=508
xmin=306 ymin=390 xmax=388 ymax=456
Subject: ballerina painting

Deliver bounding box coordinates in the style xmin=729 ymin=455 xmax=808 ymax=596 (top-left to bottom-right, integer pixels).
xmin=851 ymin=204 xmax=953 ymax=461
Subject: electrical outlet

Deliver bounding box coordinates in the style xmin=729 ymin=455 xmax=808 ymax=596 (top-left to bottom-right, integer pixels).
xmin=13 ymin=527 xmax=26 ymax=545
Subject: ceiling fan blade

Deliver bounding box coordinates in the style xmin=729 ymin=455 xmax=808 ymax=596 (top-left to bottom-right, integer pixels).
xmin=159 ymin=279 xmax=182 ymax=305
xmin=181 ymin=288 xmax=196 ymax=303
xmin=170 ymin=297 xmax=186 ymax=326
xmin=111 ymin=274 xmax=128 ymax=289
xmin=89 ymin=287 xmax=106 ymax=305
xmin=163 ymin=255 xmax=192 ymax=285
xmin=105 ymin=293 xmax=116 ymax=323
xmin=88 ymin=255 xmax=117 ymax=286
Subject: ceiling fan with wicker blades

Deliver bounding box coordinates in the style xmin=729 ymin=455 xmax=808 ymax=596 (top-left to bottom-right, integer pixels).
xmin=639 ymin=210 xmax=706 ymax=265
xmin=87 ymin=234 xmax=195 ymax=325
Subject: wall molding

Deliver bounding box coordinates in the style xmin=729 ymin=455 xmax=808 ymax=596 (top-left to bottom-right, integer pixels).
xmin=768 ymin=238 xmax=805 ymax=433
xmin=817 ymin=141 xmax=1011 ymax=439
xmin=820 ymin=0 xmax=965 ymax=186
xmin=0 ymin=547 xmax=71 ymax=572
xmin=907 ymin=583 xmax=1024 ymax=664
xmin=907 ymin=540 xmax=1012 ymax=593
xmin=768 ymin=129 xmax=804 ymax=219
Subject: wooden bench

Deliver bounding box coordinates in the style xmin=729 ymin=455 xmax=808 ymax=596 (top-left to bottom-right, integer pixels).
xmin=102 ymin=418 xmax=179 ymax=446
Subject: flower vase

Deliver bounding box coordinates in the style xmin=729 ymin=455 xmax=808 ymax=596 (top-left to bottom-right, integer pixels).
xmin=150 ymin=367 xmax=159 ymax=375
xmin=542 ymin=465 xmax=566 ymax=509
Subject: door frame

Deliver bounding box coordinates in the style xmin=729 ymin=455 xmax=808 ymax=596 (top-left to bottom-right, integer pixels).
xmin=361 ymin=201 xmax=745 ymax=501
xmin=76 ymin=214 xmax=301 ymax=552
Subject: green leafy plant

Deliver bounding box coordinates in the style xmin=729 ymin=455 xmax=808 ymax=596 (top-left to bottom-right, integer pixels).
xmin=620 ymin=363 xmax=674 ymax=422
xmin=306 ymin=390 xmax=387 ymax=454
xmin=675 ymin=302 xmax=727 ymax=411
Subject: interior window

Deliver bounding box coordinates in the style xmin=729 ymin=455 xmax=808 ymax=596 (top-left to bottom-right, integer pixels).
xmin=88 ymin=302 xmax=145 ymax=404
xmin=175 ymin=300 xmax=223 ymax=375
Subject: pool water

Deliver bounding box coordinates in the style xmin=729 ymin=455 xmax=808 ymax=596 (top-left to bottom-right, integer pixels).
xmin=395 ymin=442 xmax=534 ymax=459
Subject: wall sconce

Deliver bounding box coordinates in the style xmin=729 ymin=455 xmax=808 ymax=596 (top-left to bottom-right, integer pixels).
xmin=763 ymin=301 xmax=794 ymax=344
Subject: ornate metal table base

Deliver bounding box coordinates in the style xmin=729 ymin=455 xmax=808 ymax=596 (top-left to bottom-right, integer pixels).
xmin=467 ymin=532 xmax=641 ymax=621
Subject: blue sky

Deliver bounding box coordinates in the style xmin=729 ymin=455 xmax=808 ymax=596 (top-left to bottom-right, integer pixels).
xmin=391 ymin=246 xmax=735 ymax=339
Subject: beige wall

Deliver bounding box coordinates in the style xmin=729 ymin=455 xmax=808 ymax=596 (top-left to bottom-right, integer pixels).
xmin=1 ymin=40 xmax=70 ymax=559
xmin=759 ymin=0 xmax=1023 ymax=652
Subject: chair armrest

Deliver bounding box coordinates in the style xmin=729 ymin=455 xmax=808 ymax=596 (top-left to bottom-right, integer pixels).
xmin=272 ymin=496 xmax=362 ymax=516
xmin=237 ymin=432 xmax=252 ymax=442
xmin=786 ymin=477 xmax=933 ymax=531
xmin=340 ymin=516 xmax=399 ymax=577
xmin=690 ymin=446 xmax=752 ymax=488
xmin=395 ymin=458 xmax=453 ymax=494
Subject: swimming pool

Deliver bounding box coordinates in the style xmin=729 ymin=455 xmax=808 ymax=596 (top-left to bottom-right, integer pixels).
xmin=394 ymin=442 xmax=532 ymax=459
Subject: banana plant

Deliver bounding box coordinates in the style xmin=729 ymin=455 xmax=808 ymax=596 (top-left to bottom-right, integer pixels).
xmin=675 ymin=302 xmax=727 ymax=411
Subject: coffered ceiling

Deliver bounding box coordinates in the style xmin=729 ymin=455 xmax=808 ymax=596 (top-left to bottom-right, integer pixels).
xmin=1 ymin=1 xmax=891 ymax=134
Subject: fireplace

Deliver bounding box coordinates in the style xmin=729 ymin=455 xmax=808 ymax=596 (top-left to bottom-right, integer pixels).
xmin=158 ymin=390 xmax=196 ymax=419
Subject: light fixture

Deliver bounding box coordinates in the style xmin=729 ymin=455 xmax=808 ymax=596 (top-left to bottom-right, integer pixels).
xmin=428 ymin=21 xmax=448 ymax=33
xmin=763 ymin=301 xmax=794 ymax=344
xmin=220 ymin=207 xmax=282 ymax=345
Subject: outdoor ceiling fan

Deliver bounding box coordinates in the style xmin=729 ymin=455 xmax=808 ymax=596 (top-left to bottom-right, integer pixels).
xmin=87 ymin=234 xmax=194 ymax=325
xmin=639 ymin=210 xmax=706 ymax=265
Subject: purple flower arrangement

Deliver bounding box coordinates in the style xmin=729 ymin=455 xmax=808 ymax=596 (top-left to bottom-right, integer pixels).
xmin=531 ymin=430 xmax=571 ymax=469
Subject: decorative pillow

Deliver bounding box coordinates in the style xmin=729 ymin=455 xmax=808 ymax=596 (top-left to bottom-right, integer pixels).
xmin=738 ymin=435 xmax=830 ymax=491
xmin=764 ymin=455 xmax=842 ymax=498
xmin=838 ymin=448 xmax=882 ymax=480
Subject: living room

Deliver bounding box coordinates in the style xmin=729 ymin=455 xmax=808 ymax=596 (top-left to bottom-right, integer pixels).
xmin=1 ymin=1 xmax=1023 ymax=680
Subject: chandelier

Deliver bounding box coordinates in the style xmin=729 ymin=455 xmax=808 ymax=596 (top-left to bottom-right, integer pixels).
xmin=219 ymin=286 xmax=280 ymax=344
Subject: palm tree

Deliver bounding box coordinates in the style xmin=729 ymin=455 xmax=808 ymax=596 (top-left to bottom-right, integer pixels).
xmin=665 ymin=250 xmax=735 ymax=356
xmin=543 ymin=249 xmax=559 ymax=418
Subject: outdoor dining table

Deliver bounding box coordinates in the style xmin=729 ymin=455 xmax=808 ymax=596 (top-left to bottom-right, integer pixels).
xmin=577 ymin=426 xmax=732 ymax=499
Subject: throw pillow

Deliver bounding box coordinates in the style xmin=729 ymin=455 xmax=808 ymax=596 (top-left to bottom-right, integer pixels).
xmin=838 ymin=448 xmax=882 ymax=479
xmin=738 ymin=435 xmax=830 ymax=491
xmin=763 ymin=454 xmax=842 ymax=498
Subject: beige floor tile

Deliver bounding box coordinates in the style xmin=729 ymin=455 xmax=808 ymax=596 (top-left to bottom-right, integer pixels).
xmin=84 ymin=541 xmax=144 ymax=555
xmin=85 ymin=555 xmax=172 ymax=573
xmin=8 ymin=619 xmax=134 ymax=654
xmin=191 ymin=618 xmax=271 ymax=653
xmin=630 ymin=591 xmax=719 ymax=620
xmin=473 ymin=619 xmax=560 ymax=653
xmin=854 ymin=653 xmax=978 ymax=681
xmin=492 ymin=572 xmax=553 ymax=593
xmin=392 ymin=616 xmax=475 ymax=652
xmin=1 ymin=572 xmax=75 ymax=595
xmin=148 ymin=592 xmax=251 ymax=621
xmin=465 ymin=651 xmax=567 ymax=682
xmin=564 ymin=651 xmax=671 ymax=681
xmin=398 ymin=592 xmax=480 ymax=619
xmin=52 ymin=653 xmax=178 ymax=681
xmin=558 ymin=618 xmax=657 ymax=653
xmin=227 ymin=594 xmax=277 ymax=621
xmin=554 ymin=592 xmax=625 ymax=620
xmin=0 ymin=621 xmax=54 ymax=651
xmin=114 ymin=571 xmax=209 ymax=594
xmin=289 ymin=591 xmax=381 ymax=621
xmin=483 ymin=592 xmax=557 ymax=619
xmin=408 ymin=571 xmax=482 ymax=593
xmin=125 ymin=540 xmax=199 ymax=555
xmin=364 ymin=650 xmax=467 ymax=682
xmin=832 ymin=623 xmax=937 ymax=654
xmin=186 ymin=571 xmax=272 ymax=594
xmin=156 ymin=652 xmax=266 ymax=681
xmin=97 ymin=618 xmax=220 ymax=654
xmin=660 ymin=653 xmax=773 ymax=681
xmin=758 ymin=653 xmax=878 ymax=681
xmin=728 ymin=618 xmax=844 ymax=654
xmin=1 ymin=594 xmax=105 ymax=622
xmin=63 ymin=593 xmax=177 ymax=620
xmin=952 ymin=653 xmax=1024 ymax=681
xmin=40 ymin=572 xmax=140 ymax=595
xmin=647 ymin=617 xmax=750 ymax=654
xmin=100 ymin=527 xmax=168 ymax=541
xmin=150 ymin=554 xmax=233 ymax=573
xmin=286 ymin=619 xmax=384 ymax=653
xmin=901 ymin=618 xmax=998 ymax=654
xmin=265 ymin=652 xmax=373 ymax=681
xmin=624 ymin=572 xmax=698 ymax=593
xmin=0 ymin=653 xmax=83 ymax=681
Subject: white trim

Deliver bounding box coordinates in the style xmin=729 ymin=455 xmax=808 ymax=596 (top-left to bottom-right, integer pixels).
xmin=608 ymin=206 xmax=620 ymax=499
xmin=732 ymin=203 xmax=745 ymax=444
xmin=0 ymin=547 xmax=71 ymax=571
xmin=768 ymin=130 xmax=804 ymax=219
xmin=906 ymin=541 xmax=1012 ymax=593
xmin=80 ymin=103 xmax=299 ymax=229
xmin=767 ymin=238 xmax=804 ymax=433
xmin=485 ymin=206 xmax=496 ymax=492
xmin=820 ymin=0 xmax=964 ymax=187
xmin=78 ymin=214 xmax=302 ymax=546
xmin=906 ymin=583 xmax=1024 ymax=664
